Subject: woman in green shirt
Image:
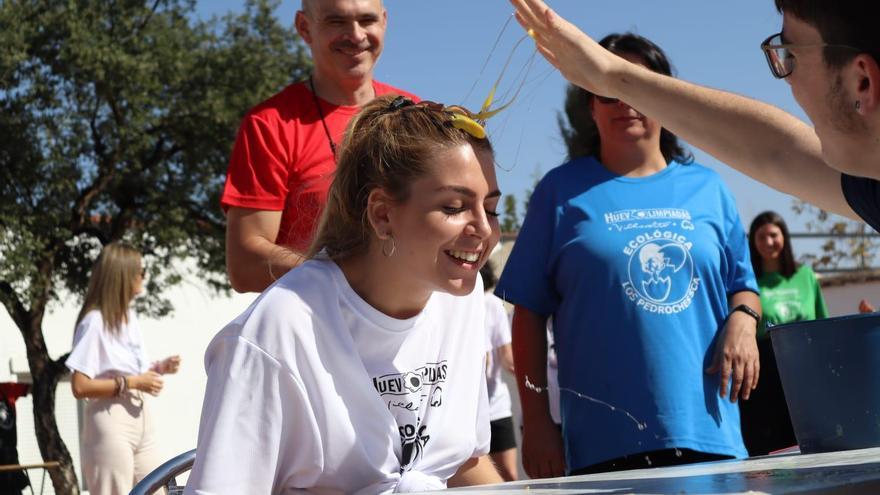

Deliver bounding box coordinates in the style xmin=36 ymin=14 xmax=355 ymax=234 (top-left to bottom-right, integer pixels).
xmin=740 ymin=211 xmax=828 ymax=456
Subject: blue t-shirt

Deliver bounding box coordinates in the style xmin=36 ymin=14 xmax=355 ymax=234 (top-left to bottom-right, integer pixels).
xmin=495 ymin=157 xmax=757 ymax=471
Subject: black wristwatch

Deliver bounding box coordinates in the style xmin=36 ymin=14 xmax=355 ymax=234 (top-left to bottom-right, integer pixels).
xmin=729 ymin=304 xmax=760 ymax=323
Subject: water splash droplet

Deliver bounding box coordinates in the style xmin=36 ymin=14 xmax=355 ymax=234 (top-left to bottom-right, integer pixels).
xmin=558 ymin=386 xmax=647 ymax=432
xmin=523 ymin=375 xmax=544 ymax=394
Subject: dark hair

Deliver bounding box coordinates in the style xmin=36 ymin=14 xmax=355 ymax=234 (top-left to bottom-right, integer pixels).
xmin=560 ymin=32 xmax=692 ymax=164
xmin=749 ymin=210 xmax=798 ymax=278
xmin=480 ymin=259 xmax=498 ymax=291
xmin=774 ymin=0 xmax=880 ymax=68
xmin=309 ymin=95 xmax=494 ymax=260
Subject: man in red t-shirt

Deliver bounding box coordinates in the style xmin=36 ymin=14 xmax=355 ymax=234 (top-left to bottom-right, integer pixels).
xmin=222 ymin=0 xmax=418 ymax=292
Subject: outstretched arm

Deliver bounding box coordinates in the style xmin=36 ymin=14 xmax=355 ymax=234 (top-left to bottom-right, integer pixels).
xmin=510 ymin=0 xmax=858 ymax=219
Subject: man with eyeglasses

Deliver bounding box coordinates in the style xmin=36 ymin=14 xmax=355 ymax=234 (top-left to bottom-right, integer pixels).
xmin=222 ymin=0 xmax=418 ymax=292
xmin=510 ymin=0 xmax=880 ymax=231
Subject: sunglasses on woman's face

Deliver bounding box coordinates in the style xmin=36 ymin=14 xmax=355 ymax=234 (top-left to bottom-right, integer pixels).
xmin=594 ymin=95 xmax=620 ymax=105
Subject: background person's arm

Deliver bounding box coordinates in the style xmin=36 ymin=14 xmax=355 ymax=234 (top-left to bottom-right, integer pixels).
xmin=498 ymin=343 xmax=515 ymax=375
xmin=512 ymin=305 xmax=566 ymax=479
xmin=70 ymin=370 xmax=164 ymax=399
xmin=225 ymin=207 xmax=306 ymax=293
xmin=447 ymin=455 xmax=503 ymax=487
xmin=511 ymin=0 xmax=858 ymax=219
xmin=612 ymin=69 xmax=856 ymax=219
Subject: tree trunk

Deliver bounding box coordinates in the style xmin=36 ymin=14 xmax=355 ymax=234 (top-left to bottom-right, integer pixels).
xmin=24 ymin=313 xmax=79 ymax=495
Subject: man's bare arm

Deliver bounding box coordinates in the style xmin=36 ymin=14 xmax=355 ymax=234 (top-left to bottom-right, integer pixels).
xmin=225 ymin=207 xmax=306 ymax=293
xmin=511 ymin=0 xmax=858 ymax=219
xmin=613 ymin=65 xmax=856 ymax=218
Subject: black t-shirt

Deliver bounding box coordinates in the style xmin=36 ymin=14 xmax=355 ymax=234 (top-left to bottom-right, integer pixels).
xmin=841 ymin=173 xmax=880 ymax=232
xmin=0 ymin=384 xmax=30 ymax=493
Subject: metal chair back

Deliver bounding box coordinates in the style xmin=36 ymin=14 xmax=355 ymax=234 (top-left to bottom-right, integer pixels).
xmin=129 ymin=449 xmax=196 ymax=495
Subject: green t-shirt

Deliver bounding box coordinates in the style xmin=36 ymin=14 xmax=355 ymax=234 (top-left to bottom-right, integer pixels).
xmin=756 ymin=264 xmax=828 ymax=339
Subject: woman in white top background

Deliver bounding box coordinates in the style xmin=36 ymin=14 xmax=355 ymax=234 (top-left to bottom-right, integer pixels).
xmin=66 ymin=242 xmax=180 ymax=495
xmin=185 ymin=95 xmax=504 ymax=494
xmin=480 ymin=260 xmax=519 ymax=481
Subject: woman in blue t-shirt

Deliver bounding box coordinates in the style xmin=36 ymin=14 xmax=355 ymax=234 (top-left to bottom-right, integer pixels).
xmin=496 ymin=33 xmax=761 ymax=478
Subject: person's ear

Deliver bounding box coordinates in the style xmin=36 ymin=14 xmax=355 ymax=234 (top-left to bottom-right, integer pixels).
xmin=366 ymin=188 xmax=395 ymax=241
xmin=295 ymin=10 xmax=312 ymax=44
xmin=850 ymin=53 xmax=880 ymax=116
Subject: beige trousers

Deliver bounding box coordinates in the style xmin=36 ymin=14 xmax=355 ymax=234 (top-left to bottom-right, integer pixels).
xmin=80 ymin=391 xmax=161 ymax=495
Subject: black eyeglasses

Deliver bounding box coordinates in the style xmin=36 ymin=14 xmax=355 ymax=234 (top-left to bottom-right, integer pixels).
xmin=594 ymin=95 xmax=620 ymax=105
xmin=760 ymin=32 xmax=861 ymax=79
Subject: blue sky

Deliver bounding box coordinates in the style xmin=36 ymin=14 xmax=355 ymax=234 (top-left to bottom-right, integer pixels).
xmin=197 ymin=0 xmax=820 ymax=237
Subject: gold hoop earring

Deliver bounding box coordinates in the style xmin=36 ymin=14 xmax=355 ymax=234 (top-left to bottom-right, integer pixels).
xmin=382 ymin=235 xmax=396 ymax=257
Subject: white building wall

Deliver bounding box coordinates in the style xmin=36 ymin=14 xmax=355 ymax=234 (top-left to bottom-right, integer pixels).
xmin=820 ymin=279 xmax=880 ymax=317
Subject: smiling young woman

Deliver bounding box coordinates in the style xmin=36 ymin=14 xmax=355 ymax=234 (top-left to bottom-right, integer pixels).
xmin=185 ymin=95 xmax=503 ymax=494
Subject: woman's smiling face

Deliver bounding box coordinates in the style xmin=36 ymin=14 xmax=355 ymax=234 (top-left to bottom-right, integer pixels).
xmin=755 ymin=222 xmax=785 ymax=262
xmin=386 ymin=143 xmax=501 ymax=297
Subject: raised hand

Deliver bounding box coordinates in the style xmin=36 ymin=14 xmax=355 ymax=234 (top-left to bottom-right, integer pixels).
xmin=508 ymin=0 xmax=622 ymax=97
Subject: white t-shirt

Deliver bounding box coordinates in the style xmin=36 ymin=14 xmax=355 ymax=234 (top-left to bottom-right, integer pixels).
xmin=484 ymin=293 xmax=513 ymax=422
xmin=185 ymin=259 xmax=491 ymax=495
xmin=65 ymin=310 xmax=149 ymax=379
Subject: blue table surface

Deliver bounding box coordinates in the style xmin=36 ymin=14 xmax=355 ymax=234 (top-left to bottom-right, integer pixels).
xmin=441 ymin=447 xmax=880 ymax=494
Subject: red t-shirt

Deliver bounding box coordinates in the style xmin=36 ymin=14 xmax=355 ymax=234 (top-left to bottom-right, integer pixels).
xmin=221 ymin=80 xmax=419 ymax=253
xmin=0 ymin=383 xmax=29 ymax=408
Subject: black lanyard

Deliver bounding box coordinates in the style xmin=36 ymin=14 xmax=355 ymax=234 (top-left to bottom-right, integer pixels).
xmin=308 ymin=75 xmax=337 ymax=158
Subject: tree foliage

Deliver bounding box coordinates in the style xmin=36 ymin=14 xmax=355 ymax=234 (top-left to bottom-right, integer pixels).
xmin=792 ymin=200 xmax=879 ymax=271
xmin=501 ymin=195 xmax=520 ymax=233
xmin=0 ymin=1 xmax=309 ymax=492
xmin=557 ymin=83 xmax=594 ymax=161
